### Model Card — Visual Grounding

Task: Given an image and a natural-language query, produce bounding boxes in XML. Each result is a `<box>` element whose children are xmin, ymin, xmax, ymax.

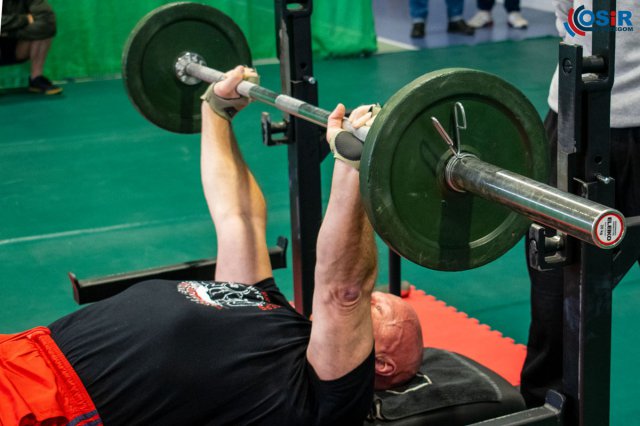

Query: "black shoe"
<box><xmin>29</xmin><ymin>75</ymin><xmax>63</xmax><ymax>95</ymax></box>
<box><xmin>447</xmin><ymin>19</ymin><xmax>475</xmax><ymax>36</ymax></box>
<box><xmin>410</xmin><ymin>22</ymin><xmax>425</xmax><ymax>38</ymax></box>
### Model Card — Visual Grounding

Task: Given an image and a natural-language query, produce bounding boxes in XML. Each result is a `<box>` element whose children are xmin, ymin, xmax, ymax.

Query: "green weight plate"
<box><xmin>122</xmin><ymin>2</ymin><xmax>252</xmax><ymax>133</ymax></box>
<box><xmin>361</xmin><ymin>68</ymin><xmax>548</xmax><ymax>271</ymax></box>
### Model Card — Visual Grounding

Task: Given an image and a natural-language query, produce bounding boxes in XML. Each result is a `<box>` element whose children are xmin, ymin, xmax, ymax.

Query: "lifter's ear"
<box><xmin>375</xmin><ymin>355</ymin><xmax>397</xmax><ymax>377</ymax></box>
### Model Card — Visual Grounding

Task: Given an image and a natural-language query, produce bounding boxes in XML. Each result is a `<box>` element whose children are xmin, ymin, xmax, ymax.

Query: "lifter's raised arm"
<box><xmin>200</xmin><ymin>66</ymin><xmax>272</xmax><ymax>284</ymax></box>
<box><xmin>306</xmin><ymin>104</ymin><xmax>378</xmax><ymax>380</ymax></box>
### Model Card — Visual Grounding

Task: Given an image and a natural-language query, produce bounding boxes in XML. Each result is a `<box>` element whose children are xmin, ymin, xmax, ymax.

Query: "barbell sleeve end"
<box><xmin>446</xmin><ymin>154</ymin><xmax>626</xmax><ymax>249</ymax></box>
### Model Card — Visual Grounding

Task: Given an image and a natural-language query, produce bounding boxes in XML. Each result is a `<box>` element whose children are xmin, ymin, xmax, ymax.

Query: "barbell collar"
<box><xmin>446</xmin><ymin>154</ymin><xmax>626</xmax><ymax>249</ymax></box>
<box><xmin>175</xmin><ymin>52</ymin><xmax>207</xmax><ymax>86</ymax></box>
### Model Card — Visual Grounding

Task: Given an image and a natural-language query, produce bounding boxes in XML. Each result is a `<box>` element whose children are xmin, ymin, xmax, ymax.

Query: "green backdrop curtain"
<box><xmin>0</xmin><ymin>0</ymin><xmax>377</xmax><ymax>88</ymax></box>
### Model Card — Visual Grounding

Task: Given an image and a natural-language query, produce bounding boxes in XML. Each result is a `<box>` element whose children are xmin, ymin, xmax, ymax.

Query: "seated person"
<box><xmin>0</xmin><ymin>66</ymin><xmax>423</xmax><ymax>425</ymax></box>
<box><xmin>0</xmin><ymin>0</ymin><xmax>62</xmax><ymax>94</ymax></box>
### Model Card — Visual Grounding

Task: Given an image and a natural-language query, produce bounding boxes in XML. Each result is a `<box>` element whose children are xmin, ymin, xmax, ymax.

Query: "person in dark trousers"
<box><xmin>409</xmin><ymin>0</ymin><xmax>475</xmax><ymax>38</ymax></box>
<box><xmin>0</xmin><ymin>66</ymin><xmax>424</xmax><ymax>425</ymax></box>
<box><xmin>520</xmin><ymin>0</ymin><xmax>639</xmax><ymax>408</ymax></box>
<box><xmin>467</xmin><ymin>0</ymin><xmax>528</xmax><ymax>29</ymax></box>
<box><xmin>1</xmin><ymin>0</ymin><xmax>62</xmax><ymax>94</ymax></box>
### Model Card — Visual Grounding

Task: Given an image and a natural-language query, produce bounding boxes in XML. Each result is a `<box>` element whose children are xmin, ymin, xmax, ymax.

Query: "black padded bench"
<box><xmin>365</xmin><ymin>348</ymin><xmax>526</xmax><ymax>426</ymax></box>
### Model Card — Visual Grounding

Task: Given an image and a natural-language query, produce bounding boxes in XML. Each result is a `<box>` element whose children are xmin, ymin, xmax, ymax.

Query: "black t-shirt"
<box><xmin>49</xmin><ymin>279</ymin><xmax>374</xmax><ymax>425</ymax></box>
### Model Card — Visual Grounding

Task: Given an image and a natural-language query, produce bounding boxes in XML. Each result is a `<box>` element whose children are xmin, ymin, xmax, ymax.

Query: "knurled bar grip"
<box><xmin>446</xmin><ymin>155</ymin><xmax>626</xmax><ymax>249</ymax></box>
<box><xmin>185</xmin><ymin>62</ymin><xmax>369</xmax><ymax>141</ymax></box>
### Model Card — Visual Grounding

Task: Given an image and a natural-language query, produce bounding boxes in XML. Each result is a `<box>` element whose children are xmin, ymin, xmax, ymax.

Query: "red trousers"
<box><xmin>0</xmin><ymin>326</ymin><xmax>102</xmax><ymax>426</ymax></box>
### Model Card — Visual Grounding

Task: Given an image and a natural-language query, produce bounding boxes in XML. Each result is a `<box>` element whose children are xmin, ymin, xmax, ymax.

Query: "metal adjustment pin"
<box><xmin>432</xmin><ymin>103</ymin><xmax>477</xmax><ymax>193</ymax></box>
<box><xmin>431</xmin><ymin>102</ymin><xmax>467</xmax><ymax>158</ymax></box>
<box><xmin>453</xmin><ymin>102</ymin><xmax>467</xmax><ymax>155</ymax></box>
<box><xmin>430</xmin><ymin>117</ymin><xmax>458</xmax><ymax>157</ymax></box>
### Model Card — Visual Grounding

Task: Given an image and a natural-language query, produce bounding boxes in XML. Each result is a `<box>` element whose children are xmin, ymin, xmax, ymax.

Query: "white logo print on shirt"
<box><xmin>177</xmin><ymin>281</ymin><xmax>280</xmax><ymax>311</ymax></box>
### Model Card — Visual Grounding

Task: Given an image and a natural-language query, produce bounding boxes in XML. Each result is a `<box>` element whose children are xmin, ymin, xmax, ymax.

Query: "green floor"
<box><xmin>1</xmin><ymin>37</ymin><xmax>639</xmax><ymax>423</ymax></box>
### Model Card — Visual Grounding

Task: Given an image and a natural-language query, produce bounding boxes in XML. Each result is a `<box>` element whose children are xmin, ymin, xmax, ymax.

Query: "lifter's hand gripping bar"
<box><xmin>178</xmin><ymin>57</ymin><xmax>369</xmax><ymax>142</ymax></box>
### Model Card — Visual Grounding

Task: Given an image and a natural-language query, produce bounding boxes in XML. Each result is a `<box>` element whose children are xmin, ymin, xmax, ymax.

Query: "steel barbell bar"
<box><xmin>177</xmin><ymin>56</ymin><xmax>369</xmax><ymax>141</ymax></box>
<box><xmin>174</xmin><ymin>54</ymin><xmax>625</xmax><ymax>251</ymax></box>
<box><xmin>122</xmin><ymin>3</ymin><xmax>625</xmax><ymax>270</ymax></box>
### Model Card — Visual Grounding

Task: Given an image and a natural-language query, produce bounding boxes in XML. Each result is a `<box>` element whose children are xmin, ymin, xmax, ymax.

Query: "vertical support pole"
<box><xmin>557</xmin><ymin>1</ymin><xmax>616</xmax><ymax>424</ymax></box>
<box><xmin>275</xmin><ymin>0</ymin><xmax>322</xmax><ymax>317</ymax></box>
<box><xmin>389</xmin><ymin>250</ymin><xmax>401</xmax><ymax>296</ymax></box>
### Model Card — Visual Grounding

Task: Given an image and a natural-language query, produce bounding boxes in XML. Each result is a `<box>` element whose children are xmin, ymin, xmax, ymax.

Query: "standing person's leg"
<box><xmin>409</xmin><ymin>0</ymin><xmax>429</xmax><ymax>21</ymax></box>
<box><xmin>409</xmin><ymin>0</ymin><xmax>429</xmax><ymax>38</ymax></box>
<box><xmin>521</xmin><ymin>116</ymin><xmax>640</xmax><ymax>407</ymax></box>
<box><xmin>504</xmin><ymin>0</ymin><xmax>520</xmax><ymax>12</ymax></box>
<box><xmin>14</xmin><ymin>40</ymin><xmax>32</xmax><ymax>64</ymax></box>
<box><xmin>610</xmin><ymin>126</ymin><xmax>640</xmax><ymax>269</ymax></box>
<box><xmin>468</xmin><ymin>0</ymin><xmax>495</xmax><ymax>28</ymax></box>
<box><xmin>200</xmin><ymin>67</ymin><xmax>272</xmax><ymax>284</ymax></box>
<box><xmin>26</xmin><ymin>38</ymin><xmax>62</xmax><ymax>94</ymax></box>
<box><xmin>446</xmin><ymin>0</ymin><xmax>475</xmax><ymax>35</ymax></box>
<box><xmin>505</xmin><ymin>0</ymin><xmax>528</xmax><ymax>29</ymax></box>
<box><xmin>14</xmin><ymin>38</ymin><xmax>62</xmax><ymax>95</ymax></box>
<box><xmin>478</xmin><ymin>0</ymin><xmax>495</xmax><ymax>11</ymax></box>
<box><xmin>610</xmin><ymin>126</ymin><xmax>640</xmax><ymax>218</ymax></box>
<box><xmin>28</xmin><ymin>38</ymin><xmax>53</xmax><ymax>78</ymax></box>
<box><xmin>15</xmin><ymin>4</ymin><xmax>62</xmax><ymax>95</ymax></box>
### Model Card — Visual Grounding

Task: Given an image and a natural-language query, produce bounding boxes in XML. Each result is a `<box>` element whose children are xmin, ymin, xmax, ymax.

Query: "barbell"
<box><xmin>122</xmin><ymin>2</ymin><xmax>626</xmax><ymax>271</ymax></box>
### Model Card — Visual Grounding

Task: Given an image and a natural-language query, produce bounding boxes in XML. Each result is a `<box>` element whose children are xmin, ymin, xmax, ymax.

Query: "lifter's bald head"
<box><xmin>370</xmin><ymin>292</ymin><xmax>423</xmax><ymax>390</ymax></box>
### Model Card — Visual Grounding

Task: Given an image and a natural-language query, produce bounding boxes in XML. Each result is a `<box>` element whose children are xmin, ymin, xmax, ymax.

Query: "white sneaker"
<box><xmin>508</xmin><ymin>11</ymin><xmax>528</xmax><ymax>29</ymax></box>
<box><xmin>468</xmin><ymin>11</ymin><xmax>493</xmax><ymax>28</ymax></box>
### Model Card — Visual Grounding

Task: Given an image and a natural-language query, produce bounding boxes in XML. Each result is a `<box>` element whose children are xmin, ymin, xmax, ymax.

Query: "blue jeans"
<box><xmin>477</xmin><ymin>0</ymin><xmax>521</xmax><ymax>13</ymax></box>
<box><xmin>409</xmin><ymin>0</ymin><xmax>464</xmax><ymax>20</ymax></box>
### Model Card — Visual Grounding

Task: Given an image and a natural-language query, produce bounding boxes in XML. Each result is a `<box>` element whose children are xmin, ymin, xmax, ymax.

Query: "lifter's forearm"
<box><xmin>315</xmin><ymin>161</ymin><xmax>377</xmax><ymax>295</ymax></box>
<box><xmin>200</xmin><ymin>103</ymin><xmax>265</xmax><ymax>221</ymax></box>
<box><xmin>306</xmin><ymin>111</ymin><xmax>377</xmax><ymax>381</ymax></box>
<box><xmin>200</xmin><ymin>102</ymin><xmax>271</xmax><ymax>283</ymax></box>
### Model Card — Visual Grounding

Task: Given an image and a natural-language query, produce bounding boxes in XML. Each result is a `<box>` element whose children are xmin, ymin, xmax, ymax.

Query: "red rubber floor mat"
<box><xmin>404</xmin><ymin>287</ymin><xmax>526</xmax><ymax>386</ymax></box>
